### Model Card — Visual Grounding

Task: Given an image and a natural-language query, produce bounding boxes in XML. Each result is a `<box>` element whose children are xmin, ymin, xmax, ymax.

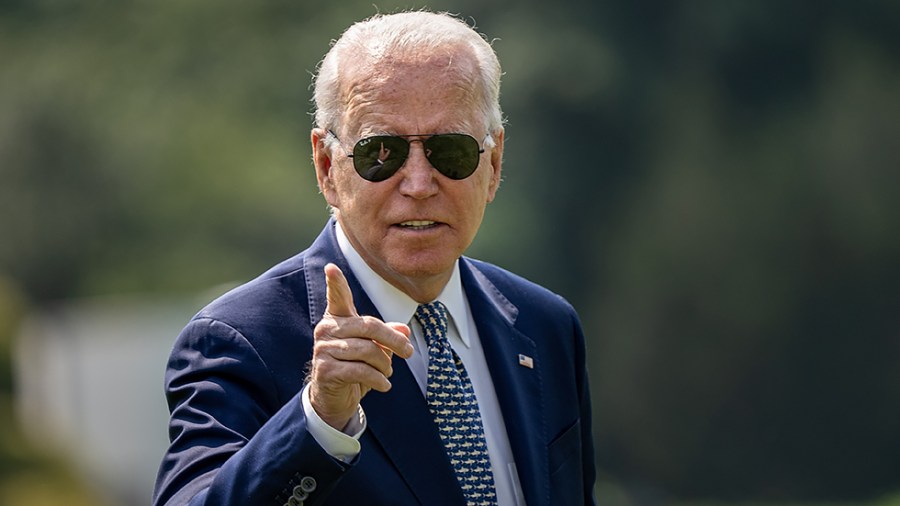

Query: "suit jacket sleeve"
<box><xmin>152</xmin><ymin>317</ymin><xmax>348</xmax><ymax>506</ymax></box>
<box><xmin>574</xmin><ymin>311</ymin><xmax>597</xmax><ymax>506</ymax></box>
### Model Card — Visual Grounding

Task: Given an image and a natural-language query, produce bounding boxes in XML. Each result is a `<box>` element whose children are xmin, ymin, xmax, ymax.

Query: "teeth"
<box><xmin>400</xmin><ymin>220</ymin><xmax>436</xmax><ymax>227</ymax></box>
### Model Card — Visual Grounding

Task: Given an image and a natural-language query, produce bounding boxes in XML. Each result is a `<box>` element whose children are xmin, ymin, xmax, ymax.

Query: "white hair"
<box><xmin>312</xmin><ymin>11</ymin><xmax>504</xmax><ymax>137</ymax></box>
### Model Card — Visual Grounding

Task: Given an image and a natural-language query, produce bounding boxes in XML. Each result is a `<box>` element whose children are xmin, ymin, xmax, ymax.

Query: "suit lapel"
<box><xmin>354</xmin><ymin>289</ymin><xmax>465</xmax><ymax>505</ymax></box>
<box><xmin>361</xmin><ymin>359</ymin><xmax>466</xmax><ymax>505</ymax></box>
<box><xmin>461</xmin><ymin>260</ymin><xmax>550</xmax><ymax>506</ymax></box>
<box><xmin>304</xmin><ymin>221</ymin><xmax>465</xmax><ymax>505</ymax></box>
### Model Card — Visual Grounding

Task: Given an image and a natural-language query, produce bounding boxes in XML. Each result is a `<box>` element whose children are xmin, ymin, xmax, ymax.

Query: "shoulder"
<box><xmin>173</xmin><ymin>251</ymin><xmax>315</xmax><ymax>374</ymax></box>
<box><xmin>169</xmin><ymin>251</ymin><xmax>317</xmax><ymax>402</ymax></box>
<box><xmin>194</xmin><ymin>252</ymin><xmax>312</xmax><ymax>332</ymax></box>
<box><xmin>462</xmin><ymin>257</ymin><xmax>580</xmax><ymax>328</ymax></box>
<box><xmin>464</xmin><ymin>258</ymin><xmax>575</xmax><ymax>310</ymax></box>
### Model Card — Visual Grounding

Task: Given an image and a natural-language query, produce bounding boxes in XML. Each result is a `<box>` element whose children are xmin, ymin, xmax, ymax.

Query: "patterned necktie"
<box><xmin>415</xmin><ymin>301</ymin><xmax>497</xmax><ymax>506</ymax></box>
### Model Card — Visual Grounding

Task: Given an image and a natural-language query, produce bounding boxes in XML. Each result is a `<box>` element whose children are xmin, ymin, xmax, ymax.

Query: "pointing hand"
<box><xmin>308</xmin><ymin>263</ymin><xmax>413</xmax><ymax>430</ymax></box>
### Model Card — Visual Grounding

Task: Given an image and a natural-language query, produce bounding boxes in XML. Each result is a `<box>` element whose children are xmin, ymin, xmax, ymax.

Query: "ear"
<box><xmin>311</xmin><ymin>128</ymin><xmax>340</xmax><ymax>208</ymax></box>
<box><xmin>486</xmin><ymin>128</ymin><xmax>504</xmax><ymax>202</ymax></box>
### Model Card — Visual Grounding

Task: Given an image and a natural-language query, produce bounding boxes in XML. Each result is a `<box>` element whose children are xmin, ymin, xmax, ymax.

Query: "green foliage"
<box><xmin>1</xmin><ymin>0</ymin><xmax>899</xmax><ymax>503</ymax></box>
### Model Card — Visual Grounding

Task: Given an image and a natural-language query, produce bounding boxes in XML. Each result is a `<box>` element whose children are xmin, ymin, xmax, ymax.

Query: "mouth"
<box><xmin>397</xmin><ymin>220</ymin><xmax>440</xmax><ymax>231</ymax></box>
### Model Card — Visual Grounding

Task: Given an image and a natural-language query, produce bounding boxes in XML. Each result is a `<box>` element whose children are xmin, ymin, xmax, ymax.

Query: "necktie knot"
<box><xmin>415</xmin><ymin>301</ymin><xmax>450</xmax><ymax>348</ymax></box>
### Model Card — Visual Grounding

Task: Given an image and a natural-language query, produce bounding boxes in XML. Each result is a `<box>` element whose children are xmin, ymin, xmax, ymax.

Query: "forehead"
<box><xmin>339</xmin><ymin>48</ymin><xmax>482</xmax><ymax>136</ymax></box>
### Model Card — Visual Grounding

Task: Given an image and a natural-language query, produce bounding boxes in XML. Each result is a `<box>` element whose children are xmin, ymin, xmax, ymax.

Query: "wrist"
<box><xmin>301</xmin><ymin>385</ymin><xmax>365</xmax><ymax>464</ymax></box>
<box><xmin>308</xmin><ymin>388</ymin><xmax>355</xmax><ymax>431</ymax></box>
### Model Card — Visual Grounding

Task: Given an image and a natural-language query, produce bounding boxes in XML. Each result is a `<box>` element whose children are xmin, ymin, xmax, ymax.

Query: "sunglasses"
<box><xmin>329</xmin><ymin>130</ymin><xmax>488</xmax><ymax>182</ymax></box>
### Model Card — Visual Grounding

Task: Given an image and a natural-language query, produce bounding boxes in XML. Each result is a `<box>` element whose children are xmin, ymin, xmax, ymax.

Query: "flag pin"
<box><xmin>518</xmin><ymin>354</ymin><xmax>534</xmax><ymax>369</ymax></box>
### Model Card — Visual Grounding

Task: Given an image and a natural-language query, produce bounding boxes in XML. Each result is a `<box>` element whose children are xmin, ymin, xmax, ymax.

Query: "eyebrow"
<box><xmin>355</xmin><ymin>121</ymin><xmax>477</xmax><ymax>138</ymax></box>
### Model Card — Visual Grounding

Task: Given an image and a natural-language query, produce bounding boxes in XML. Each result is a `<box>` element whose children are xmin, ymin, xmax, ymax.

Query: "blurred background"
<box><xmin>1</xmin><ymin>0</ymin><xmax>899</xmax><ymax>504</ymax></box>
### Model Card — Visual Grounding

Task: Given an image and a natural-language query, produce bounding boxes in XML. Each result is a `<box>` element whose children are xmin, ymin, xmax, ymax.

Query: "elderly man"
<box><xmin>153</xmin><ymin>10</ymin><xmax>595</xmax><ymax>506</ymax></box>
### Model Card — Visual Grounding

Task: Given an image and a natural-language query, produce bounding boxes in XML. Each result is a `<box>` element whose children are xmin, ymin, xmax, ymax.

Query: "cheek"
<box><xmin>323</xmin><ymin>183</ymin><xmax>341</xmax><ymax>208</ymax></box>
<box><xmin>468</xmin><ymin>170</ymin><xmax>496</xmax><ymax>205</ymax></box>
<box><xmin>486</xmin><ymin>171</ymin><xmax>500</xmax><ymax>202</ymax></box>
<box><xmin>324</xmin><ymin>166</ymin><xmax>357</xmax><ymax>210</ymax></box>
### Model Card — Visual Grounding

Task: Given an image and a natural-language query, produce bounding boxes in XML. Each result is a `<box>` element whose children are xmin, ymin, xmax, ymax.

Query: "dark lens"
<box><xmin>423</xmin><ymin>134</ymin><xmax>480</xmax><ymax>179</ymax></box>
<box><xmin>352</xmin><ymin>136</ymin><xmax>410</xmax><ymax>182</ymax></box>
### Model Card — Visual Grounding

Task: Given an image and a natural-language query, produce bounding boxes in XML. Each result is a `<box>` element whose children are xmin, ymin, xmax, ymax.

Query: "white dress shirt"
<box><xmin>300</xmin><ymin>222</ymin><xmax>525</xmax><ymax>505</ymax></box>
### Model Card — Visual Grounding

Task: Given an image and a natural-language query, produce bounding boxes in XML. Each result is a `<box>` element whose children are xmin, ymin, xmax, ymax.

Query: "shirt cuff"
<box><xmin>301</xmin><ymin>384</ymin><xmax>366</xmax><ymax>464</ymax></box>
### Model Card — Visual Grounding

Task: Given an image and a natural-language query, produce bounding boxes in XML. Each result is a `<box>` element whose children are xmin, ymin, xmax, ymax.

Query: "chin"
<box><xmin>388</xmin><ymin>254</ymin><xmax>457</xmax><ymax>280</ymax></box>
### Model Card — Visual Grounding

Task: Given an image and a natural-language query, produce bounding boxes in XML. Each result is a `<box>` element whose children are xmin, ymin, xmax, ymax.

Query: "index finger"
<box><xmin>324</xmin><ymin>263</ymin><xmax>357</xmax><ymax>318</ymax></box>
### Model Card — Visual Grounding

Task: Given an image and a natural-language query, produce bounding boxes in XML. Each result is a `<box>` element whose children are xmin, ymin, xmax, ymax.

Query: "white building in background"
<box><xmin>14</xmin><ymin>289</ymin><xmax>229</xmax><ymax>505</ymax></box>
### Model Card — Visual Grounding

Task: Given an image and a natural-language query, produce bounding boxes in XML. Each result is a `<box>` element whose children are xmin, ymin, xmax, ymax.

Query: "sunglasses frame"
<box><xmin>327</xmin><ymin>130</ymin><xmax>489</xmax><ymax>182</ymax></box>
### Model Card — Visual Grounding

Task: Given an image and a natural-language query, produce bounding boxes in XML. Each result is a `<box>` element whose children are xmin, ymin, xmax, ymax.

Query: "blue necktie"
<box><xmin>415</xmin><ymin>301</ymin><xmax>497</xmax><ymax>506</ymax></box>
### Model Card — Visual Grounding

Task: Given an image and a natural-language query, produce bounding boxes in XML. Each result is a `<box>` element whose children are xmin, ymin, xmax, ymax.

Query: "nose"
<box><xmin>397</xmin><ymin>140</ymin><xmax>438</xmax><ymax>199</ymax></box>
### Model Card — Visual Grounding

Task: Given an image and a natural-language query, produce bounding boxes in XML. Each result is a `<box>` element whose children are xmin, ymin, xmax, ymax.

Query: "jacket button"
<box><xmin>286</xmin><ymin>496</ymin><xmax>302</xmax><ymax>506</ymax></box>
<box><xmin>299</xmin><ymin>476</ymin><xmax>317</xmax><ymax>493</ymax></box>
<box><xmin>292</xmin><ymin>487</ymin><xmax>308</xmax><ymax>501</ymax></box>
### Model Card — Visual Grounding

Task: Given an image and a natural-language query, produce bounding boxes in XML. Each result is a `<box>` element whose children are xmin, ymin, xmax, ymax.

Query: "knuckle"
<box><xmin>313</xmin><ymin>339</ymin><xmax>350</xmax><ymax>362</ymax></box>
<box><xmin>313</xmin><ymin>320</ymin><xmax>336</xmax><ymax>340</ymax></box>
<box><xmin>359</xmin><ymin>315</ymin><xmax>383</xmax><ymax>333</ymax></box>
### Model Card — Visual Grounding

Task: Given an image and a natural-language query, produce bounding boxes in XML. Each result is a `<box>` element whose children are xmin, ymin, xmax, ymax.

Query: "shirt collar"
<box><xmin>335</xmin><ymin>221</ymin><xmax>471</xmax><ymax>347</ymax></box>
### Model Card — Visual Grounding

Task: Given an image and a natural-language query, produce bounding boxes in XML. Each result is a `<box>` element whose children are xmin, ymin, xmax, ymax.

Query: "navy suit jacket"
<box><xmin>153</xmin><ymin>220</ymin><xmax>596</xmax><ymax>505</ymax></box>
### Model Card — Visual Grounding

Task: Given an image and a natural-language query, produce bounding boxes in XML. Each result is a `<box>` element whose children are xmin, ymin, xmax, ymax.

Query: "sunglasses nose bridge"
<box><xmin>406</xmin><ymin>136</ymin><xmax>429</xmax><ymax>153</ymax></box>
<box><xmin>400</xmin><ymin>137</ymin><xmax>434</xmax><ymax>170</ymax></box>
<box><xmin>396</xmin><ymin>139</ymin><xmax>440</xmax><ymax>197</ymax></box>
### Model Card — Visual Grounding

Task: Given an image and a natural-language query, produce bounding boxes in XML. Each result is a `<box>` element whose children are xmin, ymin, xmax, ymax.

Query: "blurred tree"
<box><xmin>583</xmin><ymin>0</ymin><xmax>900</xmax><ymax>501</ymax></box>
<box><xmin>0</xmin><ymin>1</ymin><xmax>330</xmax><ymax>301</ymax></box>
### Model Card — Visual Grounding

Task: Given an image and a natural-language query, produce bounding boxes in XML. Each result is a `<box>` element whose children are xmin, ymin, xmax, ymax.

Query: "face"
<box><xmin>312</xmin><ymin>54</ymin><xmax>503</xmax><ymax>301</ymax></box>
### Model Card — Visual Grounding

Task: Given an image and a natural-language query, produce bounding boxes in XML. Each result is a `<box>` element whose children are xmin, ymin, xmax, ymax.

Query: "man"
<box><xmin>153</xmin><ymin>10</ymin><xmax>595</xmax><ymax>506</ymax></box>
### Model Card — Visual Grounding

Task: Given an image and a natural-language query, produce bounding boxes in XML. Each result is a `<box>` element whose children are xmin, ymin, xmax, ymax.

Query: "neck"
<box><xmin>380</xmin><ymin>269</ymin><xmax>452</xmax><ymax>304</ymax></box>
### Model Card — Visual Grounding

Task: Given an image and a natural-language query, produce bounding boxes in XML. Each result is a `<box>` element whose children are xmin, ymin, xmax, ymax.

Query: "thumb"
<box><xmin>324</xmin><ymin>263</ymin><xmax>357</xmax><ymax>317</ymax></box>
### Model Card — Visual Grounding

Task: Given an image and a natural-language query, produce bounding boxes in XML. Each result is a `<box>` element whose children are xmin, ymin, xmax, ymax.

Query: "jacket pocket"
<box><xmin>548</xmin><ymin>418</ymin><xmax>584</xmax><ymax>504</ymax></box>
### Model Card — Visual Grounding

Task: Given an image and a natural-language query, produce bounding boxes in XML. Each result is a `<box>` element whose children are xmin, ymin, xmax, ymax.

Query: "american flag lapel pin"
<box><xmin>518</xmin><ymin>354</ymin><xmax>534</xmax><ymax>369</ymax></box>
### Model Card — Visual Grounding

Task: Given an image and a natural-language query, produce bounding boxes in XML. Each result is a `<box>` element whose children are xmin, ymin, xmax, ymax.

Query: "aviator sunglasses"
<box><xmin>328</xmin><ymin>130</ymin><xmax>488</xmax><ymax>182</ymax></box>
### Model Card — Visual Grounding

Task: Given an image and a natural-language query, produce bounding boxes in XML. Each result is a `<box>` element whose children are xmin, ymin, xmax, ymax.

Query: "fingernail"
<box><xmin>405</xmin><ymin>343</ymin><xmax>414</xmax><ymax>356</ymax></box>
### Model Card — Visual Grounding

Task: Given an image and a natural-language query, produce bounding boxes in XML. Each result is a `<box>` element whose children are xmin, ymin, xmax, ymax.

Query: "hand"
<box><xmin>308</xmin><ymin>263</ymin><xmax>414</xmax><ymax>430</ymax></box>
